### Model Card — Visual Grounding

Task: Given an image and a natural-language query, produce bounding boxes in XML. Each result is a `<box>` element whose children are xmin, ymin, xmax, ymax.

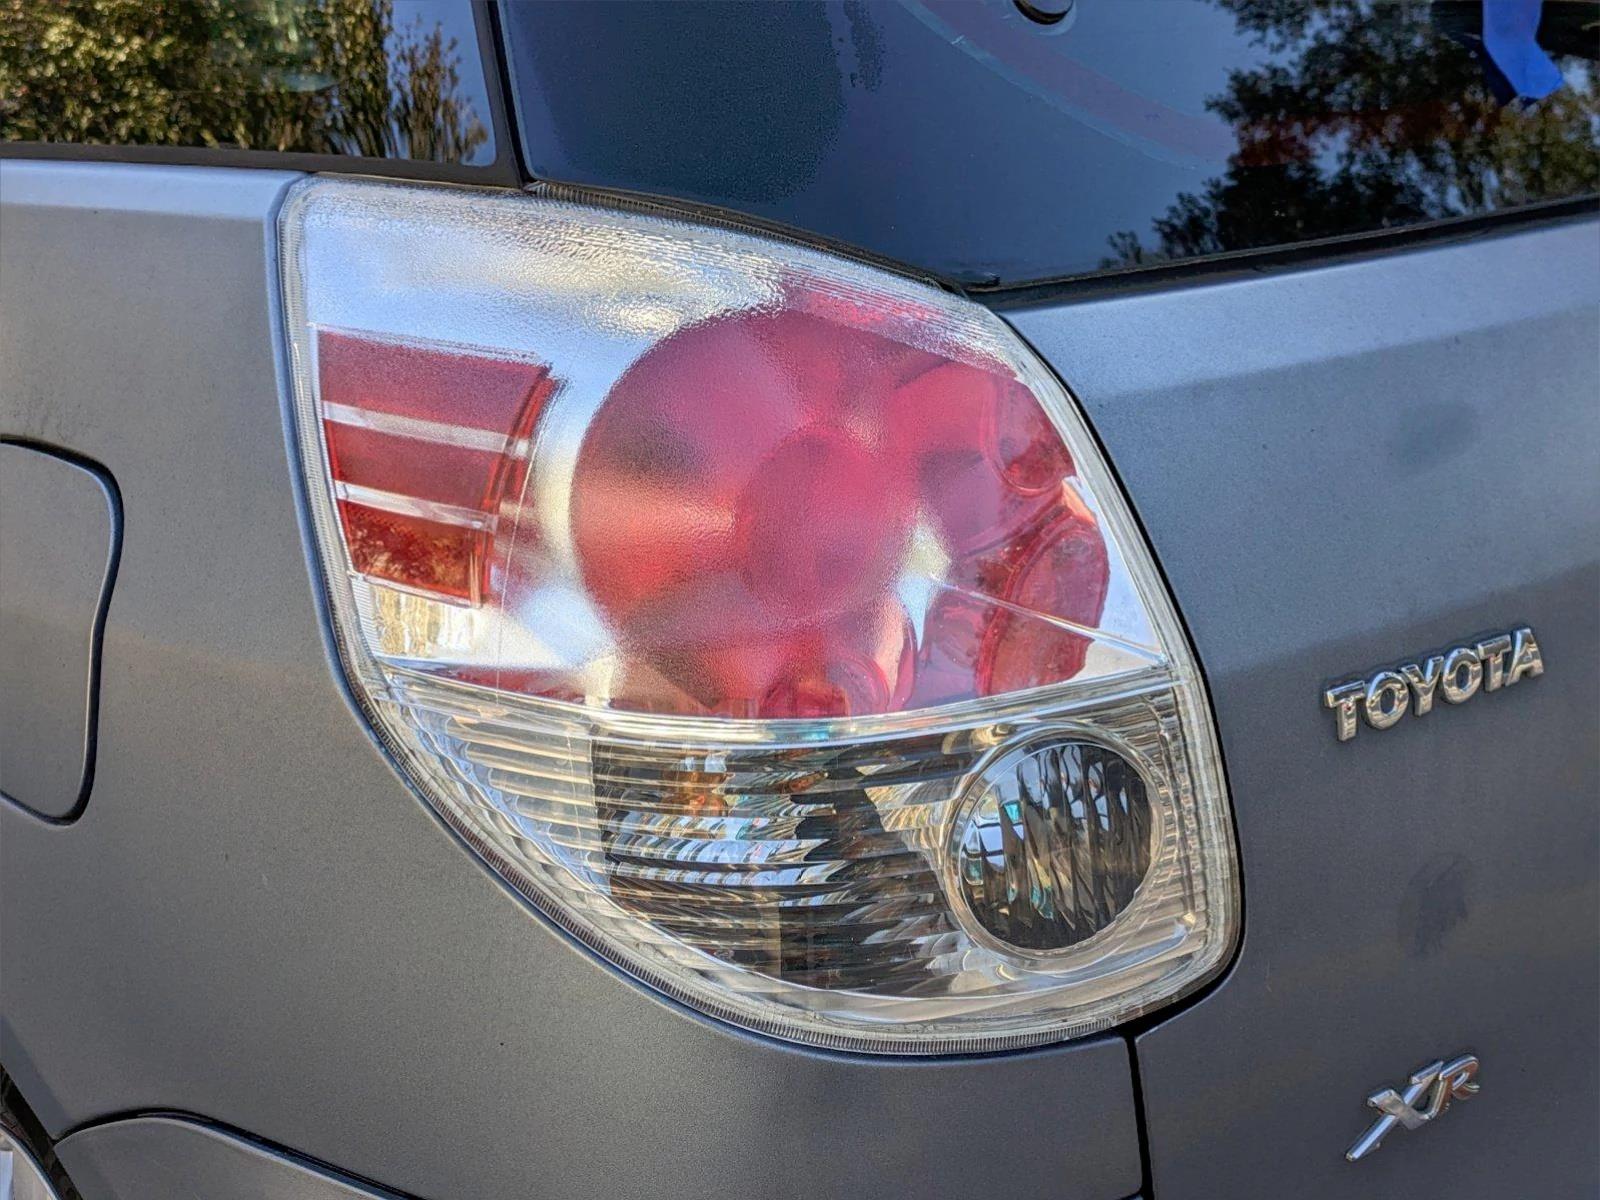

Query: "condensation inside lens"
<box><xmin>954</xmin><ymin>735</ymin><xmax>1155</xmax><ymax>954</ymax></box>
<box><xmin>280</xmin><ymin>177</ymin><xmax>1239</xmax><ymax>1053</ymax></box>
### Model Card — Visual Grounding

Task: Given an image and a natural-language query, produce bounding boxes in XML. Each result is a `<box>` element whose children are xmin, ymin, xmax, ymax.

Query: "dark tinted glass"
<box><xmin>1096</xmin><ymin>0</ymin><xmax>1600</xmax><ymax>268</ymax></box>
<box><xmin>0</xmin><ymin>0</ymin><xmax>495</xmax><ymax>166</ymax></box>
<box><xmin>501</xmin><ymin>1</ymin><xmax>1600</xmax><ymax>285</ymax></box>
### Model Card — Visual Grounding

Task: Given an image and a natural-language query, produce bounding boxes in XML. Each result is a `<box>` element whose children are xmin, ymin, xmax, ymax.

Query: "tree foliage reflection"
<box><xmin>1107</xmin><ymin>0</ymin><xmax>1599</xmax><ymax>266</ymax></box>
<box><xmin>0</xmin><ymin>0</ymin><xmax>488</xmax><ymax>163</ymax></box>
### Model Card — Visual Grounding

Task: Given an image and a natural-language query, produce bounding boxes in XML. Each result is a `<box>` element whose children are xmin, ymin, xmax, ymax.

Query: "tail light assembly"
<box><xmin>279</xmin><ymin>178</ymin><xmax>1238</xmax><ymax>1053</ymax></box>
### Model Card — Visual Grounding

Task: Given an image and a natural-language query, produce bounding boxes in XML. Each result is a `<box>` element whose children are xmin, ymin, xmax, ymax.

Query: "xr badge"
<box><xmin>1346</xmin><ymin>1054</ymin><xmax>1480</xmax><ymax>1161</ymax></box>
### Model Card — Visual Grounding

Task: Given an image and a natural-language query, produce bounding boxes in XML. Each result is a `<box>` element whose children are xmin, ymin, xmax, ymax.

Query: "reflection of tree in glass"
<box><xmin>0</xmin><ymin>0</ymin><xmax>488</xmax><ymax>163</ymax></box>
<box><xmin>1106</xmin><ymin>1</ymin><xmax>1600</xmax><ymax>266</ymax></box>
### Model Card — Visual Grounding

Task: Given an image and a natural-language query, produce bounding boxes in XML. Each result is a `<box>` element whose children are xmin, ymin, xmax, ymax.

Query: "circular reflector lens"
<box><xmin>952</xmin><ymin>733</ymin><xmax>1155</xmax><ymax>954</ymax></box>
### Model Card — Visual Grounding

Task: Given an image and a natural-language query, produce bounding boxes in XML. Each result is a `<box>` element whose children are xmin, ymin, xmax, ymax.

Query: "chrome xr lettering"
<box><xmin>1323</xmin><ymin>626</ymin><xmax>1543</xmax><ymax>742</ymax></box>
<box><xmin>1346</xmin><ymin>1055</ymin><xmax>1480</xmax><ymax>1161</ymax></box>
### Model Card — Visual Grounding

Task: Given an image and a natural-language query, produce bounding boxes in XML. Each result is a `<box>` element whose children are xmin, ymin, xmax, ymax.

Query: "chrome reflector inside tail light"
<box><xmin>279</xmin><ymin>177</ymin><xmax>1238</xmax><ymax>1053</ymax></box>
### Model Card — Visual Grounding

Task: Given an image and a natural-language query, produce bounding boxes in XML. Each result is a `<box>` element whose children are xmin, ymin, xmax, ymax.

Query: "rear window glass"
<box><xmin>500</xmin><ymin>1</ymin><xmax>1600</xmax><ymax>285</ymax></box>
<box><xmin>0</xmin><ymin>0</ymin><xmax>495</xmax><ymax>167</ymax></box>
<box><xmin>1084</xmin><ymin>0</ymin><xmax>1600</xmax><ymax>268</ymax></box>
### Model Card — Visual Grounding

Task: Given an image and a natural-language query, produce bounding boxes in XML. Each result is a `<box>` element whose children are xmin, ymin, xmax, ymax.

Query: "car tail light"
<box><xmin>279</xmin><ymin>177</ymin><xmax>1238</xmax><ymax>1053</ymax></box>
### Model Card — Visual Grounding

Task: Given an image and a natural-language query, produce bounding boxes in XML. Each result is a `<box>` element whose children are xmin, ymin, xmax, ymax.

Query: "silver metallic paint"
<box><xmin>1012</xmin><ymin>215</ymin><xmax>1599</xmax><ymax>1198</ymax></box>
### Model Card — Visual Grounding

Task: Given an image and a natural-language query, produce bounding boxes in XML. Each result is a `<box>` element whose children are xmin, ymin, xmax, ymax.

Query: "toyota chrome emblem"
<box><xmin>1323</xmin><ymin>627</ymin><xmax>1543</xmax><ymax>742</ymax></box>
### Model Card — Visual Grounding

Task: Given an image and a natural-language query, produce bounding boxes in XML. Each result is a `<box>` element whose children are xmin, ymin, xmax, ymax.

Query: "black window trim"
<box><xmin>977</xmin><ymin>193</ymin><xmax>1600</xmax><ymax>307</ymax></box>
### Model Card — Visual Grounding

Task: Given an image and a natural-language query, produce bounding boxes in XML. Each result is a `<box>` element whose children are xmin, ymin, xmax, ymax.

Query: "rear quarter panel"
<box><xmin>1010</xmin><ymin>217</ymin><xmax>1600</xmax><ymax>1195</ymax></box>
<box><xmin>0</xmin><ymin>159</ymin><xmax>1143</xmax><ymax>1200</ymax></box>
<box><xmin>1</xmin><ymin>155</ymin><xmax>1595</xmax><ymax>1199</ymax></box>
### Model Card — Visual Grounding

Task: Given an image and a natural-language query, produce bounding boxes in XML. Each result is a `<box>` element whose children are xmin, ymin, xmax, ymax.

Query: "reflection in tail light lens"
<box><xmin>281</xmin><ymin>178</ymin><xmax>1237</xmax><ymax>1053</ymax></box>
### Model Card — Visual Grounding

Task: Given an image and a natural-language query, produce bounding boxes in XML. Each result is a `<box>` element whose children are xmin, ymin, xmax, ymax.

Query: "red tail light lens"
<box><xmin>313</xmin><ymin>306</ymin><xmax>1113</xmax><ymax>717</ymax></box>
<box><xmin>281</xmin><ymin>178</ymin><xmax>1238</xmax><ymax>1053</ymax></box>
<box><xmin>319</xmin><ymin>332</ymin><xmax>552</xmax><ymax>604</ymax></box>
<box><xmin>565</xmin><ymin>306</ymin><xmax>1107</xmax><ymax>718</ymax></box>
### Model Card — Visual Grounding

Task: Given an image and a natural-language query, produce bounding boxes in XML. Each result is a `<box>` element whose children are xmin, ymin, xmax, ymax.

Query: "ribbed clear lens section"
<box><xmin>953</xmin><ymin>734</ymin><xmax>1157</xmax><ymax>954</ymax></box>
<box><xmin>280</xmin><ymin>177</ymin><xmax>1238</xmax><ymax>1052</ymax></box>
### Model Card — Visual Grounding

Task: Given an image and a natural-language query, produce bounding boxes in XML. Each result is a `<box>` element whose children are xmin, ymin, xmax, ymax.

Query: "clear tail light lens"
<box><xmin>279</xmin><ymin>177</ymin><xmax>1238</xmax><ymax>1053</ymax></box>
